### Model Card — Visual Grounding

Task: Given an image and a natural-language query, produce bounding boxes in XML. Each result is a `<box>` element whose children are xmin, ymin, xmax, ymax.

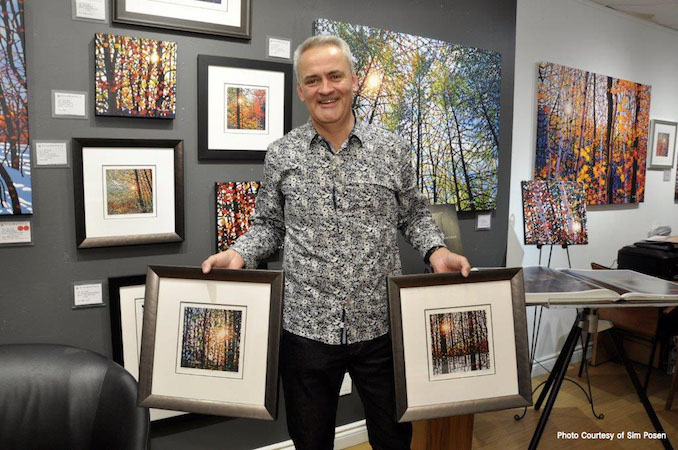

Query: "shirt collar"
<box><xmin>304</xmin><ymin>116</ymin><xmax>365</xmax><ymax>148</ymax></box>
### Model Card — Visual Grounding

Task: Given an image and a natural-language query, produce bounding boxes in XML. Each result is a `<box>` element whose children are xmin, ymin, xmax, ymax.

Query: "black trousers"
<box><xmin>279</xmin><ymin>330</ymin><xmax>412</xmax><ymax>450</ymax></box>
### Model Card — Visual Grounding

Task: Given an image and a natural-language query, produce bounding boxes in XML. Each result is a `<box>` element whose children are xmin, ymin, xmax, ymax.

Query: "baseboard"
<box><xmin>255</xmin><ymin>419</ymin><xmax>368</xmax><ymax>450</ymax></box>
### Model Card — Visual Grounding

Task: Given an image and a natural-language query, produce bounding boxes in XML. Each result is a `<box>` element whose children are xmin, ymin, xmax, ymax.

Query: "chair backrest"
<box><xmin>0</xmin><ymin>344</ymin><xmax>149</xmax><ymax>450</ymax></box>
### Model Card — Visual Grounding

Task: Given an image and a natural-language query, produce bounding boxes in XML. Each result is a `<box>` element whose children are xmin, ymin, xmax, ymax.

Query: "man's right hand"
<box><xmin>201</xmin><ymin>249</ymin><xmax>245</xmax><ymax>273</ymax></box>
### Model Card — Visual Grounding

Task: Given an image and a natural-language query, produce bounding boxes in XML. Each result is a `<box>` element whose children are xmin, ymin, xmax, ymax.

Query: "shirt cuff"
<box><xmin>424</xmin><ymin>245</ymin><xmax>446</xmax><ymax>265</ymax></box>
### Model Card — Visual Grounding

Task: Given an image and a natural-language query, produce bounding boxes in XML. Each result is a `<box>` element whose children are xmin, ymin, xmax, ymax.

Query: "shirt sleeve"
<box><xmin>395</xmin><ymin>138</ymin><xmax>446</xmax><ymax>259</ymax></box>
<box><xmin>229</xmin><ymin>142</ymin><xmax>286</xmax><ymax>269</ymax></box>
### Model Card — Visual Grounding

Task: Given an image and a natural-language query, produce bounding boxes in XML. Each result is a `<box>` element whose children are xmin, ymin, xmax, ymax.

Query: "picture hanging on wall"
<box><xmin>313</xmin><ymin>19</ymin><xmax>502</xmax><ymax>212</ymax></box>
<box><xmin>112</xmin><ymin>0</ymin><xmax>251</xmax><ymax>39</ymax></box>
<box><xmin>535</xmin><ymin>61</ymin><xmax>651</xmax><ymax>205</ymax></box>
<box><xmin>647</xmin><ymin>119</ymin><xmax>677</xmax><ymax>169</ymax></box>
<box><xmin>72</xmin><ymin>138</ymin><xmax>184</xmax><ymax>248</ymax></box>
<box><xmin>108</xmin><ymin>274</ymin><xmax>186</xmax><ymax>421</ymax></box>
<box><xmin>388</xmin><ymin>269</ymin><xmax>531</xmax><ymax>422</ymax></box>
<box><xmin>0</xmin><ymin>0</ymin><xmax>30</xmax><ymax>215</ymax></box>
<box><xmin>138</xmin><ymin>265</ymin><xmax>283</xmax><ymax>419</ymax></box>
<box><xmin>521</xmin><ymin>179</ymin><xmax>588</xmax><ymax>246</ymax></box>
<box><xmin>95</xmin><ymin>33</ymin><xmax>177</xmax><ymax>118</ymax></box>
<box><xmin>675</xmin><ymin>170</ymin><xmax>678</xmax><ymax>202</ymax></box>
<box><xmin>216</xmin><ymin>181</ymin><xmax>259</xmax><ymax>252</ymax></box>
<box><xmin>198</xmin><ymin>56</ymin><xmax>292</xmax><ymax>160</ymax></box>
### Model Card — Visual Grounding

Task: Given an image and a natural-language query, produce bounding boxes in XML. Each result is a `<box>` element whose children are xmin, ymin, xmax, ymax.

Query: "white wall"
<box><xmin>510</xmin><ymin>0</ymin><xmax>678</xmax><ymax>364</ymax></box>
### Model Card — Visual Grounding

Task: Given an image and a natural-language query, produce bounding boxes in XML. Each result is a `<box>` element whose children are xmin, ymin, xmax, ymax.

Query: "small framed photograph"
<box><xmin>113</xmin><ymin>0</ymin><xmax>251</xmax><ymax>39</ymax></box>
<box><xmin>648</xmin><ymin>119</ymin><xmax>677</xmax><ymax>169</ymax></box>
<box><xmin>388</xmin><ymin>268</ymin><xmax>531</xmax><ymax>422</ymax></box>
<box><xmin>198</xmin><ymin>55</ymin><xmax>293</xmax><ymax>160</ymax></box>
<box><xmin>72</xmin><ymin>138</ymin><xmax>184</xmax><ymax>248</ymax></box>
<box><xmin>138</xmin><ymin>265</ymin><xmax>283</xmax><ymax>419</ymax></box>
<box><xmin>109</xmin><ymin>274</ymin><xmax>186</xmax><ymax>421</ymax></box>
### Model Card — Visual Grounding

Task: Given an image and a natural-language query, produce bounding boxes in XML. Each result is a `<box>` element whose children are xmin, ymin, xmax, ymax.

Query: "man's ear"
<box><xmin>352</xmin><ymin>74</ymin><xmax>358</xmax><ymax>92</ymax></box>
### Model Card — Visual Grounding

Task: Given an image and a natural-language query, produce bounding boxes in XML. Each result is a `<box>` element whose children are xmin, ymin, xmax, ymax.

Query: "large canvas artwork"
<box><xmin>95</xmin><ymin>33</ymin><xmax>177</xmax><ymax>119</ymax></box>
<box><xmin>0</xmin><ymin>0</ymin><xmax>30</xmax><ymax>215</ymax></box>
<box><xmin>216</xmin><ymin>181</ymin><xmax>259</xmax><ymax>252</ymax></box>
<box><xmin>313</xmin><ymin>19</ymin><xmax>501</xmax><ymax>212</ymax></box>
<box><xmin>521</xmin><ymin>179</ymin><xmax>588</xmax><ymax>245</ymax></box>
<box><xmin>535</xmin><ymin>62</ymin><xmax>651</xmax><ymax>205</ymax></box>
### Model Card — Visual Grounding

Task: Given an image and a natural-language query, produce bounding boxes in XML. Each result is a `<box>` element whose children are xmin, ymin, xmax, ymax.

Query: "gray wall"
<box><xmin>0</xmin><ymin>0</ymin><xmax>516</xmax><ymax>447</ymax></box>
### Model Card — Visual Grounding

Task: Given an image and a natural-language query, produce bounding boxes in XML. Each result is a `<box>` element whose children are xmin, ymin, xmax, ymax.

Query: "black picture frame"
<box><xmin>388</xmin><ymin>268</ymin><xmax>532</xmax><ymax>422</ymax></box>
<box><xmin>72</xmin><ymin>138</ymin><xmax>184</xmax><ymax>248</ymax></box>
<box><xmin>198</xmin><ymin>55</ymin><xmax>293</xmax><ymax>161</ymax></box>
<box><xmin>138</xmin><ymin>265</ymin><xmax>284</xmax><ymax>420</ymax></box>
<box><xmin>112</xmin><ymin>0</ymin><xmax>251</xmax><ymax>40</ymax></box>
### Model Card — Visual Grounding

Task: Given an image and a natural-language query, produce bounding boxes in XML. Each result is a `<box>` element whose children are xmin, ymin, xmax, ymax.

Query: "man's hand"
<box><xmin>429</xmin><ymin>247</ymin><xmax>471</xmax><ymax>277</ymax></box>
<box><xmin>201</xmin><ymin>249</ymin><xmax>245</xmax><ymax>273</ymax></box>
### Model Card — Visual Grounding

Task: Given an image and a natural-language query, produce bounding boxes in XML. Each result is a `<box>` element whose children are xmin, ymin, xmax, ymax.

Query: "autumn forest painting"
<box><xmin>226</xmin><ymin>85</ymin><xmax>267</xmax><ymax>132</ymax></box>
<box><xmin>105</xmin><ymin>167</ymin><xmax>154</xmax><ymax>216</ymax></box>
<box><xmin>95</xmin><ymin>33</ymin><xmax>177</xmax><ymax>118</ymax></box>
<box><xmin>314</xmin><ymin>19</ymin><xmax>501</xmax><ymax>211</ymax></box>
<box><xmin>216</xmin><ymin>181</ymin><xmax>259</xmax><ymax>252</ymax></box>
<box><xmin>0</xmin><ymin>0</ymin><xmax>30</xmax><ymax>215</ymax></box>
<box><xmin>535</xmin><ymin>62</ymin><xmax>651</xmax><ymax>205</ymax></box>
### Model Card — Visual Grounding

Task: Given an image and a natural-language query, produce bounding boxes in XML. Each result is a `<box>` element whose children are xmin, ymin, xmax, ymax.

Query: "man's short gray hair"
<box><xmin>293</xmin><ymin>35</ymin><xmax>355</xmax><ymax>82</ymax></box>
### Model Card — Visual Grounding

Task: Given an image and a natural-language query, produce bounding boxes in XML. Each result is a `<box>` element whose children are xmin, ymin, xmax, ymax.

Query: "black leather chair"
<box><xmin>0</xmin><ymin>344</ymin><xmax>149</xmax><ymax>450</ymax></box>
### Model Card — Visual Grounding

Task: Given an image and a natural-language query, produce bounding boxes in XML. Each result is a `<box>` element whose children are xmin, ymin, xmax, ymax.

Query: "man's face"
<box><xmin>296</xmin><ymin>44</ymin><xmax>358</xmax><ymax>128</ymax></box>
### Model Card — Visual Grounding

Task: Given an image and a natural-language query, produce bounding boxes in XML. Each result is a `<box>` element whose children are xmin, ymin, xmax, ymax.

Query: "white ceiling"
<box><xmin>589</xmin><ymin>0</ymin><xmax>678</xmax><ymax>32</ymax></box>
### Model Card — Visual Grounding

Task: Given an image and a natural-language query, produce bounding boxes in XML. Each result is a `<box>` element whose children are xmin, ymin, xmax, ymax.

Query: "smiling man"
<box><xmin>202</xmin><ymin>35</ymin><xmax>470</xmax><ymax>450</ymax></box>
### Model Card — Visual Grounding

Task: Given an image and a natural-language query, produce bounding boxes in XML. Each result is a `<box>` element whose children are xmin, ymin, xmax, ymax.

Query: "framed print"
<box><xmin>72</xmin><ymin>138</ymin><xmax>184</xmax><ymax>248</ymax></box>
<box><xmin>216</xmin><ymin>181</ymin><xmax>259</xmax><ymax>252</ymax></box>
<box><xmin>95</xmin><ymin>33</ymin><xmax>177</xmax><ymax>119</ymax></box>
<box><xmin>109</xmin><ymin>275</ymin><xmax>186</xmax><ymax>421</ymax></box>
<box><xmin>138</xmin><ymin>265</ymin><xmax>283</xmax><ymax>419</ymax></box>
<box><xmin>198</xmin><ymin>55</ymin><xmax>293</xmax><ymax>161</ymax></box>
<box><xmin>648</xmin><ymin>120</ymin><xmax>677</xmax><ymax>169</ymax></box>
<box><xmin>388</xmin><ymin>268</ymin><xmax>531</xmax><ymax>422</ymax></box>
<box><xmin>113</xmin><ymin>0</ymin><xmax>251</xmax><ymax>39</ymax></box>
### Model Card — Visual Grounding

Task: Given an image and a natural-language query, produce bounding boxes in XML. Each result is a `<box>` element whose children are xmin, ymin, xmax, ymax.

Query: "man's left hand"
<box><xmin>429</xmin><ymin>247</ymin><xmax>471</xmax><ymax>276</ymax></box>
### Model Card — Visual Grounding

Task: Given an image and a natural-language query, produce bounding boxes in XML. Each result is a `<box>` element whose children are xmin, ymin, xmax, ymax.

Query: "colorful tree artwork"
<box><xmin>216</xmin><ymin>181</ymin><xmax>259</xmax><ymax>252</ymax></box>
<box><xmin>0</xmin><ymin>0</ymin><xmax>30</xmax><ymax>215</ymax></box>
<box><xmin>105</xmin><ymin>168</ymin><xmax>154</xmax><ymax>216</ymax></box>
<box><xmin>535</xmin><ymin>62</ymin><xmax>651</xmax><ymax>205</ymax></box>
<box><xmin>179</xmin><ymin>305</ymin><xmax>244</xmax><ymax>374</ymax></box>
<box><xmin>427</xmin><ymin>307</ymin><xmax>493</xmax><ymax>379</ymax></box>
<box><xmin>521</xmin><ymin>179</ymin><xmax>588</xmax><ymax>245</ymax></box>
<box><xmin>314</xmin><ymin>19</ymin><xmax>501</xmax><ymax>212</ymax></box>
<box><xmin>226</xmin><ymin>85</ymin><xmax>267</xmax><ymax>132</ymax></box>
<box><xmin>675</xmin><ymin>170</ymin><xmax>678</xmax><ymax>202</ymax></box>
<box><xmin>95</xmin><ymin>33</ymin><xmax>177</xmax><ymax>118</ymax></box>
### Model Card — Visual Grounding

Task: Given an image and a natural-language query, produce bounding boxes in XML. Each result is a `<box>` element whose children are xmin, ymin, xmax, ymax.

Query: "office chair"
<box><xmin>0</xmin><ymin>344</ymin><xmax>149</xmax><ymax>450</ymax></box>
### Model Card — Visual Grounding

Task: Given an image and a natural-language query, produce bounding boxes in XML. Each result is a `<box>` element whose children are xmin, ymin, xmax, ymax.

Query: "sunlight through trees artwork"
<box><xmin>426</xmin><ymin>306</ymin><xmax>495</xmax><ymax>381</ymax></box>
<box><xmin>535</xmin><ymin>62</ymin><xmax>651</xmax><ymax>205</ymax></box>
<box><xmin>0</xmin><ymin>0</ymin><xmax>30</xmax><ymax>215</ymax></box>
<box><xmin>521</xmin><ymin>179</ymin><xmax>588</xmax><ymax>246</ymax></box>
<box><xmin>104</xmin><ymin>167</ymin><xmax>155</xmax><ymax>217</ymax></box>
<box><xmin>95</xmin><ymin>33</ymin><xmax>177</xmax><ymax>118</ymax></box>
<box><xmin>313</xmin><ymin>19</ymin><xmax>501</xmax><ymax>212</ymax></box>
<box><xmin>216</xmin><ymin>181</ymin><xmax>259</xmax><ymax>252</ymax></box>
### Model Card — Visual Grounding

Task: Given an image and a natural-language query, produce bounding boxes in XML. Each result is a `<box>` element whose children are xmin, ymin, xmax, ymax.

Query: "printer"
<box><xmin>618</xmin><ymin>240</ymin><xmax>678</xmax><ymax>281</ymax></box>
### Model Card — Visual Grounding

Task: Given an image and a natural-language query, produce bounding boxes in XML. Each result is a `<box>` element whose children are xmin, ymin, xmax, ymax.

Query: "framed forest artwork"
<box><xmin>521</xmin><ymin>179</ymin><xmax>588</xmax><ymax>246</ymax></box>
<box><xmin>138</xmin><ymin>265</ymin><xmax>283</xmax><ymax>419</ymax></box>
<box><xmin>535</xmin><ymin>61</ymin><xmax>651</xmax><ymax>205</ymax></box>
<box><xmin>216</xmin><ymin>181</ymin><xmax>259</xmax><ymax>252</ymax></box>
<box><xmin>108</xmin><ymin>274</ymin><xmax>185</xmax><ymax>421</ymax></box>
<box><xmin>113</xmin><ymin>0</ymin><xmax>251</xmax><ymax>39</ymax></box>
<box><xmin>72</xmin><ymin>138</ymin><xmax>184</xmax><ymax>248</ymax></box>
<box><xmin>387</xmin><ymin>269</ymin><xmax>531</xmax><ymax>421</ymax></box>
<box><xmin>95</xmin><ymin>33</ymin><xmax>177</xmax><ymax>119</ymax></box>
<box><xmin>0</xmin><ymin>0</ymin><xmax>30</xmax><ymax>215</ymax></box>
<box><xmin>313</xmin><ymin>19</ymin><xmax>502</xmax><ymax>212</ymax></box>
<box><xmin>647</xmin><ymin>119</ymin><xmax>677</xmax><ymax>169</ymax></box>
<box><xmin>198</xmin><ymin>56</ymin><xmax>293</xmax><ymax>160</ymax></box>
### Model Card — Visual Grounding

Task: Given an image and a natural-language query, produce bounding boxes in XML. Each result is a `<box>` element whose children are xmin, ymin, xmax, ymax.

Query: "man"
<box><xmin>202</xmin><ymin>35</ymin><xmax>470</xmax><ymax>450</ymax></box>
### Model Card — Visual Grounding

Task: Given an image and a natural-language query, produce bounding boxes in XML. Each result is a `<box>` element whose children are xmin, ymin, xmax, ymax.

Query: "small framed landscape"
<box><xmin>72</xmin><ymin>138</ymin><xmax>184</xmax><ymax>248</ymax></box>
<box><xmin>388</xmin><ymin>268</ymin><xmax>531</xmax><ymax>422</ymax></box>
<box><xmin>138</xmin><ymin>265</ymin><xmax>283</xmax><ymax>419</ymax></box>
<box><xmin>113</xmin><ymin>0</ymin><xmax>251</xmax><ymax>39</ymax></box>
<box><xmin>198</xmin><ymin>55</ymin><xmax>292</xmax><ymax>160</ymax></box>
<box><xmin>648</xmin><ymin>119</ymin><xmax>677</xmax><ymax>169</ymax></box>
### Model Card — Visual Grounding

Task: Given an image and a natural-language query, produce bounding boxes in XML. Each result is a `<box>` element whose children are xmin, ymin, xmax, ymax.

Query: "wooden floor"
<box><xmin>348</xmin><ymin>361</ymin><xmax>678</xmax><ymax>449</ymax></box>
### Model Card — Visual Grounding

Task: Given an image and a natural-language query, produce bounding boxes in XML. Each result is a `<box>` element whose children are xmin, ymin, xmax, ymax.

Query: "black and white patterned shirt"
<box><xmin>230</xmin><ymin>120</ymin><xmax>445</xmax><ymax>344</ymax></box>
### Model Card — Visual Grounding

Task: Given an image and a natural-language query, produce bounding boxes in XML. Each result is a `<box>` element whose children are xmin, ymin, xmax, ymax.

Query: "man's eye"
<box><xmin>306</xmin><ymin>79</ymin><xmax>318</xmax><ymax>85</ymax></box>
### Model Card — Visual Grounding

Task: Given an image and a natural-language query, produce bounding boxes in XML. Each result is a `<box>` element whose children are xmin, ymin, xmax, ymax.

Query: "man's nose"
<box><xmin>318</xmin><ymin>78</ymin><xmax>332</xmax><ymax>94</ymax></box>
